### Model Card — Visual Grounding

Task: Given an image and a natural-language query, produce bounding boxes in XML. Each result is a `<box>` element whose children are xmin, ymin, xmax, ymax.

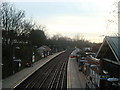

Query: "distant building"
<box><xmin>37</xmin><ymin>45</ymin><xmax>51</xmax><ymax>57</ymax></box>
<box><xmin>84</xmin><ymin>47</ymin><xmax>92</xmax><ymax>52</ymax></box>
<box><xmin>83</xmin><ymin>47</ymin><xmax>96</xmax><ymax>58</ymax></box>
<box><xmin>96</xmin><ymin>36</ymin><xmax>120</xmax><ymax>89</ymax></box>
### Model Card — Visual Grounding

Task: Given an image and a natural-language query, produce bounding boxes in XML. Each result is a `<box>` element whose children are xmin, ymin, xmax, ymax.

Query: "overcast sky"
<box><xmin>2</xmin><ymin>0</ymin><xmax>119</xmax><ymax>43</ymax></box>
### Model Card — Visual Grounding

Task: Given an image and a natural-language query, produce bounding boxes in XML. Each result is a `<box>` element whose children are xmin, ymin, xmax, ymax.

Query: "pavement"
<box><xmin>67</xmin><ymin>49</ymin><xmax>87</xmax><ymax>89</ymax></box>
<box><xmin>2</xmin><ymin>51</ymin><xmax>64</xmax><ymax>89</ymax></box>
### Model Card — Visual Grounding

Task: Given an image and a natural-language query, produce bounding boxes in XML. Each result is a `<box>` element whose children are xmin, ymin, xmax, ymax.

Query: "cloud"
<box><xmin>4</xmin><ymin>0</ymin><xmax>118</xmax><ymax>2</ymax></box>
<box><xmin>7</xmin><ymin>0</ymin><xmax>118</xmax><ymax>42</ymax></box>
<box><xmin>46</xmin><ymin>15</ymin><xmax>106</xmax><ymax>33</ymax></box>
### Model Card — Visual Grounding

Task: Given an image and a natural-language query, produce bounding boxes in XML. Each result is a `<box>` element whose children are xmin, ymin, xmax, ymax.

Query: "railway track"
<box><xmin>13</xmin><ymin>50</ymin><xmax>72</xmax><ymax>89</ymax></box>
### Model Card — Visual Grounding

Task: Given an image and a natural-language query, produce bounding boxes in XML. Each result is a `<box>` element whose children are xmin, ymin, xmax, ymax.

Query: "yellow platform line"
<box><xmin>67</xmin><ymin>57</ymin><xmax>72</xmax><ymax>89</ymax></box>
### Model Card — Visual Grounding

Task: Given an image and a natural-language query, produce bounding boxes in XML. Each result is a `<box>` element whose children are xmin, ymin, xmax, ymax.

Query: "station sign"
<box><xmin>14</xmin><ymin>59</ymin><xmax>21</xmax><ymax>62</ymax></box>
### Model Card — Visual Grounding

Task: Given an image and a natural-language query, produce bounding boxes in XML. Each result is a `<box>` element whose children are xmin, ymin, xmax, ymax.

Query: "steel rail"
<box><xmin>13</xmin><ymin>50</ymin><xmax>72</xmax><ymax>90</ymax></box>
<box><xmin>13</xmin><ymin>53</ymin><xmax>64</xmax><ymax>89</ymax></box>
<box><xmin>37</xmin><ymin>57</ymin><xmax>63</xmax><ymax>89</ymax></box>
<box><xmin>61</xmin><ymin>60</ymin><xmax>68</xmax><ymax>89</ymax></box>
<box><xmin>55</xmin><ymin>62</ymin><xmax>66</xmax><ymax>89</ymax></box>
<box><xmin>25</xmin><ymin>55</ymin><xmax>63</xmax><ymax>89</ymax></box>
<box><xmin>38</xmin><ymin>62</ymin><xmax>63</xmax><ymax>89</ymax></box>
<box><xmin>48</xmin><ymin>62</ymin><xmax>65</xmax><ymax>89</ymax></box>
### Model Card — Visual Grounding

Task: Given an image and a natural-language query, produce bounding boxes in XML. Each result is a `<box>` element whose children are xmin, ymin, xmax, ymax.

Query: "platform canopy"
<box><xmin>37</xmin><ymin>45</ymin><xmax>51</xmax><ymax>53</ymax></box>
<box><xmin>96</xmin><ymin>36</ymin><xmax>120</xmax><ymax>65</ymax></box>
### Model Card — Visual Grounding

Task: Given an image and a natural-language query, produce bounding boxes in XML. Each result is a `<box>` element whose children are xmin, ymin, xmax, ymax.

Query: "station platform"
<box><xmin>67</xmin><ymin>49</ymin><xmax>87</xmax><ymax>89</ymax></box>
<box><xmin>2</xmin><ymin>51</ymin><xmax>64</xmax><ymax>89</ymax></box>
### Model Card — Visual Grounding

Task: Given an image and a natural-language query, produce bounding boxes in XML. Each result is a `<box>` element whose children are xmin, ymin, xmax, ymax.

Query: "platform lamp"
<box><xmin>107</xmin><ymin>77</ymin><xmax>120</xmax><ymax>87</ymax></box>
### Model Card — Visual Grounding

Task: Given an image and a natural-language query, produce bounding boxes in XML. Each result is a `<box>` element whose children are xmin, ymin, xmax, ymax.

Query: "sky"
<box><xmin>2</xmin><ymin>0</ymin><xmax>119</xmax><ymax>43</ymax></box>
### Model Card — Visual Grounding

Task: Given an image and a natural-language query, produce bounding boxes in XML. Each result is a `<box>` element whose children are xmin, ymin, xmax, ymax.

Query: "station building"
<box><xmin>96</xmin><ymin>36</ymin><xmax>120</xmax><ymax>89</ymax></box>
<box><xmin>79</xmin><ymin>36</ymin><xmax>120</xmax><ymax>89</ymax></box>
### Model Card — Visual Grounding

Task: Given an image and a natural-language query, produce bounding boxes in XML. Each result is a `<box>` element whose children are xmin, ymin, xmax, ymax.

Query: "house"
<box><xmin>96</xmin><ymin>36</ymin><xmax>120</xmax><ymax>89</ymax></box>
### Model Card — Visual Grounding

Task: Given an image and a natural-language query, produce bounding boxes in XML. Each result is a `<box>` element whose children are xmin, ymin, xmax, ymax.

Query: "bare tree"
<box><xmin>0</xmin><ymin>2</ymin><xmax>25</xmax><ymax>32</ymax></box>
<box><xmin>20</xmin><ymin>19</ymin><xmax>35</xmax><ymax>34</ymax></box>
<box><xmin>106</xmin><ymin>2</ymin><xmax>120</xmax><ymax>36</ymax></box>
<box><xmin>51</xmin><ymin>34</ymin><xmax>62</xmax><ymax>40</ymax></box>
<box><xmin>74</xmin><ymin>33</ymin><xmax>85</xmax><ymax>41</ymax></box>
<box><xmin>35</xmin><ymin>24</ymin><xmax>47</xmax><ymax>31</ymax></box>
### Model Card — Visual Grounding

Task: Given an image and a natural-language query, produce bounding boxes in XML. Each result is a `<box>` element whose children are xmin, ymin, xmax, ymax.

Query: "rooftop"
<box><xmin>96</xmin><ymin>36</ymin><xmax>120</xmax><ymax>64</ymax></box>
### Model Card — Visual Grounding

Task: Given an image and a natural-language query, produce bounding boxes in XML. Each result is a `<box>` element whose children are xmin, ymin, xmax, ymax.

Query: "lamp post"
<box><xmin>32</xmin><ymin>52</ymin><xmax>35</xmax><ymax>63</ymax></box>
<box><xmin>12</xmin><ymin>56</ymin><xmax>15</xmax><ymax>74</ymax></box>
<box><xmin>12</xmin><ymin>46</ymin><xmax>21</xmax><ymax>73</ymax></box>
<box><xmin>107</xmin><ymin>78</ymin><xmax>119</xmax><ymax>89</ymax></box>
<box><xmin>14</xmin><ymin>59</ymin><xmax>21</xmax><ymax>71</ymax></box>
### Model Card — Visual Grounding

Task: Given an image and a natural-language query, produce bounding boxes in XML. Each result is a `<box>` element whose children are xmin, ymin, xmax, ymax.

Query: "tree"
<box><xmin>1</xmin><ymin>2</ymin><xmax>48</xmax><ymax>78</ymax></box>
<box><xmin>74</xmin><ymin>33</ymin><xmax>85</xmax><ymax>41</ymax></box>
<box><xmin>106</xmin><ymin>2</ymin><xmax>119</xmax><ymax>36</ymax></box>
<box><xmin>0</xmin><ymin>2</ymin><xmax>25</xmax><ymax>32</ymax></box>
<box><xmin>20</xmin><ymin>19</ymin><xmax>35</xmax><ymax>34</ymax></box>
<box><xmin>29</xmin><ymin>29</ymin><xmax>47</xmax><ymax>46</ymax></box>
